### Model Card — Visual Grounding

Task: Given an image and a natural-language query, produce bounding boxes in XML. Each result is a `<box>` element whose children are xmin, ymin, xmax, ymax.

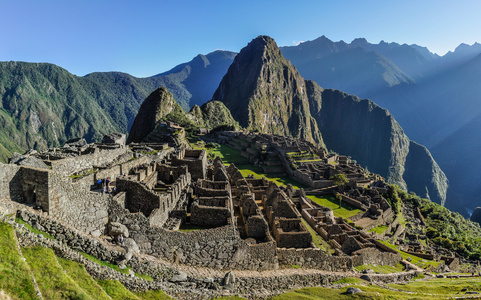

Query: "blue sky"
<box><xmin>1</xmin><ymin>0</ymin><xmax>479</xmax><ymax>77</ymax></box>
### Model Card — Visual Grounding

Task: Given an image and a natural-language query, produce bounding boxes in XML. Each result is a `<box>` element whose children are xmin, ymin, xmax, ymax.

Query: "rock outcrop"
<box><xmin>127</xmin><ymin>87</ymin><xmax>181</xmax><ymax>144</ymax></box>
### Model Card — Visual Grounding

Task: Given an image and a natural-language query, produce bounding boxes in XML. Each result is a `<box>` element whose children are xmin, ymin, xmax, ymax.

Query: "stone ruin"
<box><xmin>3</xmin><ymin>131</ymin><xmax>461</xmax><ymax>276</ymax></box>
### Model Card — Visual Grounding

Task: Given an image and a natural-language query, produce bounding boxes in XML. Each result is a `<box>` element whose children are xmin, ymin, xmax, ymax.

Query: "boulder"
<box><xmin>360</xmin><ymin>275</ymin><xmax>372</xmax><ymax>282</ymax></box>
<box><xmin>170</xmin><ymin>272</ymin><xmax>188</xmax><ymax>282</ymax></box>
<box><xmin>108</xmin><ymin>222</ymin><xmax>129</xmax><ymax>238</ymax></box>
<box><xmin>124</xmin><ymin>238</ymin><xmax>140</xmax><ymax>254</ymax></box>
<box><xmin>346</xmin><ymin>287</ymin><xmax>363</xmax><ymax>294</ymax></box>
<box><xmin>223</xmin><ymin>271</ymin><xmax>236</xmax><ymax>287</ymax></box>
<box><xmin>102</xmin><ymin>132</ymin><xmax>126</xmax><ymax>145</ymax></box>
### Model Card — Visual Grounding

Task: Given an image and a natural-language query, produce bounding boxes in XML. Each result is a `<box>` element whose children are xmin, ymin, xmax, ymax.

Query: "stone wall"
<box><xmin>109</xmin><ymin>200</ymin><xmax>277</xmax><ymax>270</ymax></box>
<box><xmin>172</xmin><ymin>149</ymin><xmax>207</xmax><ymax>181</ymax></box>
<box><xmin>48</xmin><ymin>171</ymin><xmax>110</xmax><ymax>235</ymax></box>
<box><xmin>50</xmin><ymin>146</ymin><xmax>130</xmax><ymax>176</ymax></box>
<box><xmin>351</xmin><ymin>248</ymin><xmax>402</xmax><ymax>266</ymax></box>
<box><xmin>21</xmin><ymin>167</ymin><xmax>50</xmax><ymax>210</ymax></box>
<box><xmin>0</xmin><ymin>163</ymin><xmax>22</xmax><ymax>202</ymax></box>
<box><xmin>277</xmin><ymin>248</ymin><xmax>352</xmax><ymax>271</ymax></box>
<box><xmin>190</xmin><ymin>204</ymin><xmax>231</xmax><ymax>227</ymax></box>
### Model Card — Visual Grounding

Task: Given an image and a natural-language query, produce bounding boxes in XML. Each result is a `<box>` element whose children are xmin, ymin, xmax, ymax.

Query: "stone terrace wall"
<box><xmin>277</xmin><ymin>248</ymin><xmax>352</xmax><ymax>271</ymax></box>
<box><xmin>50</xmin><ymin>146</ymin><xmax>130</xmax><ymax>176</ymax></box>
<box><xmin>48</xmin><ymin>171</ymin><xmax>110</xmax><ymax>235</ymax></box>
<box><xmin>352</xmin><ymin>248</ymin><xmax>402</xmax><ymax>266</ymax></box>
<box><xmin>0</xmin><ymin>163</ymin><xmax>22</xmax><ymax>202</ymax></box>
<box><xmin>109</xmin><ymin>200</ymin><xmax>278</xmax><ymax>270</ymax></box>
<box><xmin>22</xmin><ymin>167</ymin><xmax>50</xmax><ymax>210</ymax></box>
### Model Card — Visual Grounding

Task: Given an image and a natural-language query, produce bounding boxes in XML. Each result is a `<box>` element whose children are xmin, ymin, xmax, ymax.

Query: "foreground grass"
<box><xmin>96</xmin><ymin>280</ymin><xmax>140</xmax><ymax>299</ymax></box>
<box><xmin>307</xmin><ymin>195</ymin><xmax>362</xmax><ymax>219</ymax></box>
<box><xmin>22</xmin><ymin>246</ymin><xmax>91</xmax><ymax>299</ymax></box>
<box><xmin>389</xmin><ymin>276</ymin><xmax>481</xmax><ymax>295</ymax></box>
<box><xmin>0</xmin><ymin>222</ymin><xmax>37</xmax><ymax>300</ymax></box>
<box><xmin>57</xmin><ymin>257</ymin><xmax>111</xmax><ymax>300</ymax></box>
<box><xmin>268</xmin><ymin>282</ymin><xmax>481</xmax><ymax>300</ymax></box>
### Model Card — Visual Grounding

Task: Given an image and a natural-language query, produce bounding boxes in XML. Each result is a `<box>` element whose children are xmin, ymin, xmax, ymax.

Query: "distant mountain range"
<box><xmin>1</xmin><ymin>35</ymin><xmax>480</xmax><ymax>215</ymax></box>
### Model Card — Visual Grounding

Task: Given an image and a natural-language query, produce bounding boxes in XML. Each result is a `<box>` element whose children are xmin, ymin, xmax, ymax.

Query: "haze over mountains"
<box><xmin>0</xmin><ymin>35</ymin><xmax>480</xmax><ymax>214</ymax></box>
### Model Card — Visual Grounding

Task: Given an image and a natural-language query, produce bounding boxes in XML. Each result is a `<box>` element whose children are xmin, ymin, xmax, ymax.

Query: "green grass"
<box><xmin>133</xmin><ymin>289</ymin><xmax>173</xmax><ymax>299</ymax></box>
<box><xmin>354</xmin><ymin>263</ymin><xmax>405</xmax><ymax>274</ymax></box>
<box><xmin>369</xmin><ymin>225</ymin><xmax>389</xmax><ymax>234</ymax></box>
<box><xmin>22</xmin><ymin>246</ymin><xmax>92</xmax><ymax>299</ymax></box>
<box><xmin>291</xmin><ymin>264</ymin><xmax>302</xmax><ymax>269</ymax></box>
<box><xmin>333</xmin><ymin>277</ymin><xmax>366</xmax><ymax>284</ymax></box>
<box><xmin>178</xmin><ymin>224</ymin><xmax>215</xmax><ymax>232</ymax></box>
<box><xmin>96</xmin><ymin>280</ymin><xmax>140</xmax><ymax>300</ymax></box>
<box><xmin>306</xmin><ymin>195</ymin><xmax>362</xmax><ymax>219</ymax></box>
<box><xmin>0</xmin><ymin>222</ymin><xmax>38</xmax><ymax>299</ymax></box>
<box><xmin>16</xmin><ymin>217</ymin><xmax>55</xmax><ymax>240</ymax></box>
<box><xmin>191</xmin><ymin>142</ymin><xmax>246</xmax><ymax>163</ymax></box>
<box><xmin>300</xmin><ymin>218</ymin><xmax>332</xmax><ymax>252</ymax></box>
<box><xmin>57</xmin><ymin>257</ymin><xmax>111</xmax><ymax>299</ymax></box>
<box><xmin>269</xmin><ymin>278</ymin><xmax>481</xmax><ymax>300</ymax></box>
<box><xmin>78</xmin><ymin>251</ymin><xmax>131</xmax><ymax>275</ymax></box>
<box><xmin>389</xmin><ymin>276</ymin><xmax>481</xmax><ymax>295</ymax></box>
<box><xmin>213</xmin><ymin>297</ymin><xmax>247</xmax><ymax>300</ymax></box>
<box><xmin>235</xmin><ymin>164</ymin><xmax>307</xmax><ymax>189</ymax></box>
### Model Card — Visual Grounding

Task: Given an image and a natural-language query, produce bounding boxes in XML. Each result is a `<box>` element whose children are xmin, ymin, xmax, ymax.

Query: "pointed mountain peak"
<box><xmin>127</xmin><ymin>87</ymin><xmax>181</xmax><ymax>144</ymax></box>
<box><xmin>213</xmin><ymin>35</ymin><xmax>322</xmax><ymax>144</ymax></box>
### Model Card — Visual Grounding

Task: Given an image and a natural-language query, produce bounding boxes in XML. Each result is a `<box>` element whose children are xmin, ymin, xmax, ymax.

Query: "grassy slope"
<box><xmin>0</xmin><ymin>223</ymin><xmax>37</xmax><ymax>300</ymax></box>
<box><xmin>96</xmin><ymin>280</ymin><xmax>140</xmax><ymax>300</ymax></box>
<box><xmin>56</xmin><ymin>257</ymin><xmax>111</xmax><ymax>300</ymax></box>
<box><xmin>21</xmin><ymin>246</ymin><xmax>92</xmax><ymax>299</ymax></box>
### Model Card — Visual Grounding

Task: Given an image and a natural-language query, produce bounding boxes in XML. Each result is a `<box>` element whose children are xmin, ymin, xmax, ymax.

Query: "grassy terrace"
<box><xmin>300</xmin><ymin>218</ymin><xmax>333</xmax><ymax>253</ymax></box>
<box><xmin>306</xmin><ymin>195</ymin><xmax>362</xmax><ymax>219</ymax></box>
<box><xmin>0</xmin><ymin>222</ymin><xmax>37</xmax><ymax>299</ymax></box>
<box><xmin>369</xmin><ymin>224</ymin><xmax>389</xmax><ymax>234</ymax></box>
<box><xmin>355</xmin><ymin>263</ymin><xmax>405</xmax><ymax>274</ymax></box>
<box><xmin>380</xmin><ymin>240</ymin><xmax>442</xmax><ymax>270</ymax></box>
<box><xmin>267</xmin><ymin>277</ymin><xmax>481</xmax><ymax>299</ymax></box>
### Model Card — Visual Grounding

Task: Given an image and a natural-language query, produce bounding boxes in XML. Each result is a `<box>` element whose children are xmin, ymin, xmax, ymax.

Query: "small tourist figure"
<box><xmin>119</xmin><ymin>234</ymin><xmax>124</xmax><ymax>246</ymax></box>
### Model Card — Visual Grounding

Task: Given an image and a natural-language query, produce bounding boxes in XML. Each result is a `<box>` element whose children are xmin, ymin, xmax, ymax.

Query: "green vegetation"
<box><xmin>57</xmin><ymin>257</ymin><xmax>111</xmax><ymax>300</ymax></box>
<box><xmin>78</xmin><ymin>251</ymin><xmax>131</xmax><ymax>276</ymax></box>
<box><xmin>389</xmin><ymin>277</ymin><xmax>481</xmax><ymax>295</ymax></box>
<box><xmin>15</xmin><ymin>217</ymin><xmax>55</xmax><ymax>240</ymax></box>
<box><xmin>354</xmin><ymin>263</ymin><xmax>405</xmax><ymax>274</ymax></box>
<box><xmin>300</xmin><ymin>218</ymin><xmax>332</xmax><ymax>253</ymax></box>
<box><xmin>22</xmin><ymin>246</ymin><xmax>91</xmax><ymax>299</ymax></box>
<box><xmin>234</xmin><ymin>164</ymin><xmax>307</xmax><ymax>189</ymax></box>
<box><xmin>0</xmin><ymin>222</ymin><xmax>38</xmax><ymax>299</ymax></box>
<box><xmin>96</xmin><ymin>280</ymin><xmax>140</xmax><ymax>300</ymax></box>
<box><xmin>190</xmin><ymin>141</ymin><xmax>246</xmax><ymax>163</ymax></box>
<box><xmin>178</xmin><ymin>224</ymin><xmax>215</xmax><ymax>232</ymax></box>
<box><xmin>307</xmin><ymin>195</ymin><xmax>362</xmax><ymax>219</ymax></box>
<box><xmin>368</xmin><ymin>224</ymin><xmax>389</xmax><ymax>234</ymax></box>
<box><xmin>391</xmin><ymin>186</ymin><xmax>481</xmax><ymax>260</ymax></box>
<box><xmin>333</xmin><ymin>277</ymin><xmax>365</xmax><ymax>284</ymax></box>
<box><xmin>379</xmin><ymin>241</ymin><xmax>442</xmax><ymax>270</ymax></box>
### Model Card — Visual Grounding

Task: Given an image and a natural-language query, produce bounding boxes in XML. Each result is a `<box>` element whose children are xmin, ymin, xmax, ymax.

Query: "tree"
<box><xmin>330</xmin><ymin>173</ymin><xmax>348</xmax><ymax>194</ymax></box>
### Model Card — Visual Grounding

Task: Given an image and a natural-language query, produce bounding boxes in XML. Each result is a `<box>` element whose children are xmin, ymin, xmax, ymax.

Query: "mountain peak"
<box><xmin>213</xmin><ymin>36</ymin><xmax>322</xmax><ymax>144</ymax></box>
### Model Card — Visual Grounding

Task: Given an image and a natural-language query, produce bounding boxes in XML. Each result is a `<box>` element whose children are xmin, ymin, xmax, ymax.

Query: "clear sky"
<box><xmin>1</xmin><ymin>0</ymin><xmax>479</xmax><ymax>77</ymax></box>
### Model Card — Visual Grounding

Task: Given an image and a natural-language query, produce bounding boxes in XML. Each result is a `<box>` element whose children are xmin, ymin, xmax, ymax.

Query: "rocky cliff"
<box><xmin>213</xmin><ymin>36</ymin><xmax>323</xmax><ymax>145</ymax></box>
<box><xmin>127</xmin><ymin>87</ymin><xmax>181</xmax><ymax>143</ymax></box>
<box><xmin>215</xmin><ymin>36</ymin><xmax>448</xmax><ymax>205</ymax></box>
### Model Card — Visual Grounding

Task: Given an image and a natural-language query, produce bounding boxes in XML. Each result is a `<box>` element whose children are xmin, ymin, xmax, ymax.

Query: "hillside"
<box><xmin>214</xmin><ymin>35</ymin><xmax>447</xmax><ymax>205</ymax></box>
